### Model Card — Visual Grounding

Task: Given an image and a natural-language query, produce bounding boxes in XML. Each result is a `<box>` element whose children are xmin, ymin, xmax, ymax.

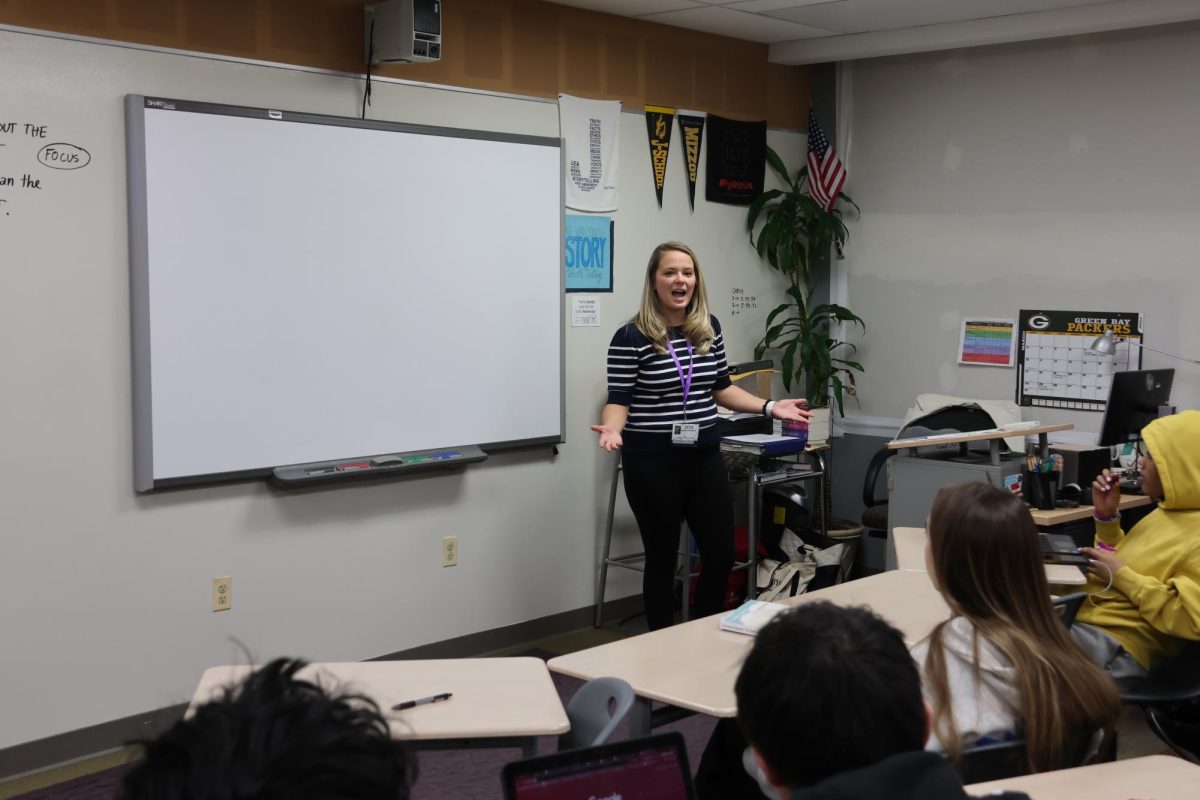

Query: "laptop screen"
<box><xmin>502</xmin><ymin>732</ymin><xmax>696</xmax><ymax>800</ymax></box>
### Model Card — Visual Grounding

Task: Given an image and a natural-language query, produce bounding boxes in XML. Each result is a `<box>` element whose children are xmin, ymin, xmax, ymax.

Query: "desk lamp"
<box><xmin>1089</xmin><ymin>330</ymin><xmax>1200</xmax><ymax>367</ymax></box>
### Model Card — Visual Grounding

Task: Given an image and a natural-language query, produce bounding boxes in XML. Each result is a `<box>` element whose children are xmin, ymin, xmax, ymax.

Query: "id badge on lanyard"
<box><xmin>667</xmin><ymin>339</ymin><xmax>699</xmax><ymax>446</ymax></box>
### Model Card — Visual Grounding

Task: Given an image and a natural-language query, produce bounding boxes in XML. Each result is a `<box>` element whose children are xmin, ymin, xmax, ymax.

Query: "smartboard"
<box><xmin>126</xmin><ymin>96</ymin><xmax>563</xmax><ymax>491</ymax></box>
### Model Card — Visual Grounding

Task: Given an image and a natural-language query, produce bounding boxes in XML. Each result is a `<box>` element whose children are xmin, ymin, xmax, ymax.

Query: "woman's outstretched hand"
<box><xmin>591</xmin><ymin>424</ymin><xmax>623</xmax><ymax>452</ymax></box>
<box><xmin>770</xmin><ymin>399</ymin><xmax>815</xmax><ymax>423</ymax></box>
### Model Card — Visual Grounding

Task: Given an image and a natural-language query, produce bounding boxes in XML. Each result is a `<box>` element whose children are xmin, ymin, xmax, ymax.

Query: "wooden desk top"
<box><xmin>1029</xmin><ymin>493</ymin><xmax>1153</xmax><ymax>525</ymax></box>
<box><xmin>548</xmin><ymin>570</ymin><xmax>948</xmax><ymax>718</ymax></box>
<box><xmin>893</xmin><ymin>526</ymin><xmax>1085</xmax><ymax>586</ymax></box>
<box><xmin>888</xmin><ymin>423</ymin><xmax>1073</xmax><ymax>450</ymax></box>
<box><xmin>190</xmin><ymin>658</ymin><xmax>569</xmax><ymax>740</ymax></box>
<box><xmin>966</xmin><ymin>754</ymin><xmax>1198</xmax><ymax>799</ymax></box>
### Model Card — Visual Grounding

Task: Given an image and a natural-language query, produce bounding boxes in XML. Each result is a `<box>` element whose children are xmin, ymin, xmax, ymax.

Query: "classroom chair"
<box><xmin>1114</xmin><ymin>642</ymin><xmax>1200</xmax><ymax>763</ymax></box>
<box><xmin>1051</xmin><ymin>592</ymin><xmax>1088</xmax><ymax>628</ymax></box>
<box><xmin>558</xmin><ymin>677</ymin><xmax>635</xmax><ymax>751</ymax></box>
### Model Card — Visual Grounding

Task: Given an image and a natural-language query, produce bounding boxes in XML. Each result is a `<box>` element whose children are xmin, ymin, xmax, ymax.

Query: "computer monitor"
<box><xmin>1097</xmin><ymin>369</ymin><xmax>1175</xmax><ymax>446</ymax></box>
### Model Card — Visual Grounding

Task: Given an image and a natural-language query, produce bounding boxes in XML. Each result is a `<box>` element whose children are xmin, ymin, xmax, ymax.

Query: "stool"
<box><xmin>594</xmin><ymin>453</ymin><xmax>698</xmax><ymax>628</ymax></box>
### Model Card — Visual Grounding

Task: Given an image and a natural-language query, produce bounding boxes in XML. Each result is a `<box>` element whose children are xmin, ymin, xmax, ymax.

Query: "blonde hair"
<box><xmin>921</xmin><ymin>483</ymin><xmax>1119</xmax><ymax>771</ymax></box>
<box><xmin>634</xmin><ymin>242</ymin><xmax>715</xmax><ymax>354</ymax></box>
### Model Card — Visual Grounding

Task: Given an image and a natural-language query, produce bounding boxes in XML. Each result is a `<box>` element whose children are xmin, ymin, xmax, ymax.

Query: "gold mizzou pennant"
<box><xmin>677</xmin><ymin>110</ymin><xmax>706</xmax><ymax>212</ymax></box>
<box><xmin>644</xmin><ymin>105</ymin><xmax>674</xmax><ymax>208</ymax></box>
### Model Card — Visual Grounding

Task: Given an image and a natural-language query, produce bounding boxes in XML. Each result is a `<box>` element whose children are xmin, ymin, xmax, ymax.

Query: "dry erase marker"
<box><xmin>392</xmin><ymin>692</ymin><xmax>452</xmax><ymax>711</ymax></box>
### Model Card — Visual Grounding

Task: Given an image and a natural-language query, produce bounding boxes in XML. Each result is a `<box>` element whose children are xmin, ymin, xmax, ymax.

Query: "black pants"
<box><xmin>622</xmin><ymin>446</ymin><xmax>734</xmax><ymax>630</ymax></box>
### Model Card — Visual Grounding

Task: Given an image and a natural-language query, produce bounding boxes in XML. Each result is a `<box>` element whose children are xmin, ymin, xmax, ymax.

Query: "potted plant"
<box><xmin>746</xmin><ymin>146</ymin><xmax>864</xmax><ymax>417</ymax></box>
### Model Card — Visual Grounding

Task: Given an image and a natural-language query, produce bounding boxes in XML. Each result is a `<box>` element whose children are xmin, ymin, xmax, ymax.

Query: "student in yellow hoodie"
<box><xmin>1072</xmin><ymin>410</ymin><xmax>1200</xmax><ymax>677</ymax></box>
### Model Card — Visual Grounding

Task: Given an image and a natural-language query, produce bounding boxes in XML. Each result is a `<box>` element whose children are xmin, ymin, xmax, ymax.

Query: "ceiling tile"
<box><xmin>761</xmin><ymin>0</ymin><xmax>1108</xmax><ymax>34</ymax></box>
<box><xmin>725</xmin><ymin>0</ymin><xmax>845</xmax><ymax>12</ymax></box>
<box><xmin>640</xmin><ymin>6</ymin><xmax>833</xmax><ymax>43</ymax></box>
<box><xmin>548</xmin><ymin>0</ymin><xmax>702</xmax><ymax>16</ymax></box>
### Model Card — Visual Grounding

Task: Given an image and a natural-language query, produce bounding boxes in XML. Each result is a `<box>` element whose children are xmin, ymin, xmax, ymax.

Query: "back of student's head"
<box><xmin>735</xmin><ymin>601</ymin><xmax>926</xmax><ymax>788</ymax></box>
<box><xmin>923</xmin><ymin>482</ymin><xmax>1119</xmax><ymax>770</ymax></box>
<box><xmin>927</xmin><ymin>481</ymin><xmax>1051</xmax><ymax>625</ymax></box>
<box><xmin>121</xmin><ymin>657</ymin><xmax>415</xmax><ymax>800</ymax></box>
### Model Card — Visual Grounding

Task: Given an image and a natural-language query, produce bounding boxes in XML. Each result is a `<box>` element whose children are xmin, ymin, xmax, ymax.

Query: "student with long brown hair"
<box><xmin>911</xmin><ymin>482</ymin><xmax>1120</xmax><ymax>771</ymax></box>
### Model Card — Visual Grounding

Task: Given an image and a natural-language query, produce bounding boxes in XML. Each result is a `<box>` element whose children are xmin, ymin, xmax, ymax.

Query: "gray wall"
<box><xmin>841</xmin><ymin>22</ymin><xmax>1200</xmax><ymax>431</ymax></box>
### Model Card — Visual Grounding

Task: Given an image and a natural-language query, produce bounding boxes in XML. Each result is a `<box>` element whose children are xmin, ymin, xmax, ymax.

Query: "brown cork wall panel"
<box><xmin>562</xmin><ymin>24</ymin><xmax>602</xmax><ymax>95</ymax></box>
<box><xmin>269</xmin><ymin>0</ymin><xmax>327</xmax><ymax>58</ymax></box>
<box><xmin>0</xmin><ymin>0</ymin><xmax>808</xmax><ymax>127</ymax></box>
<box><xmin>511</xmin><ymin>11</ymin><xmax>559</xmax><ymax>96</ymax></box>
<box><xmin>767</xmin><ymin>63</ymin><xmax>808</xmax><ymax>131</ymax></box>
<box><xmin>602</xmin><ymin>31</ymin><xmax>641</xmax><ymax>102</ymax></box>
<box><xmin>693</xmin><ymin>55</ymin><xmax>725</xmax><ymax>113</ymax></box>
<box><xmin>19</xmin><ymin>0</ymin><xmax>106</xmax><ymax>33</ymax></box>
<box><xmin>115</xmin><ymin>0</ymin><xmax>181</xmax><ymax>37</ymax></box>
<box><xmin>643</xmin><ymin>44</ymin><xmax>694</xmax><ymax>109</ymax></box>
<box><xmin>725</xmin><ymin>55</ymin><xmax>768</xmax><ymax>119</ymax></box>
<box><xmin>461</xmin><ymin>5</ymin><xmax>508</xmax><ymax>83</ymax></box>
<box><xmin>184</xmin><ymin>0</ymin><xmax>258</xmax><ymax>55</ymax></box>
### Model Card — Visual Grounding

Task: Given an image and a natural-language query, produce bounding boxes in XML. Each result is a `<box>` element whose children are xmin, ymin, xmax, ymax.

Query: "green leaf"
<box><xmin>746</xmin><ymin>189</ymin><xmax>783</xmax><ymax>232</ymax></box>
<box><xmin>764</xmin><ymin>146</ymin><xmax>791</xmax><ymax>185</ymax></box>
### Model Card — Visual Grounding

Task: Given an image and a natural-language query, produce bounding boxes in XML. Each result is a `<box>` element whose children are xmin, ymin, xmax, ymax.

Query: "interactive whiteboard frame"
<box><xmin>126</xmin><ymin>95</ymin><xmax>564</xmax><ymax>491</ymax></box>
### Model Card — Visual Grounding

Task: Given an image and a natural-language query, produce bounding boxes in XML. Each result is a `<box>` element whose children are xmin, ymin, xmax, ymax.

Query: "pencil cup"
<box><xmin>1028</xmin><ymin>470</ymin><xmax>1060</xmax><ymax>511</ymax></box>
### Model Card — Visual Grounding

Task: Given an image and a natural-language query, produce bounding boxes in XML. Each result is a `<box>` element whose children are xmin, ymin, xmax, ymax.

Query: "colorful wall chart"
<box><xmin>958</xmin><ymin>319</ymin><xmax>1016</xmax><ymax>366</ymax></box>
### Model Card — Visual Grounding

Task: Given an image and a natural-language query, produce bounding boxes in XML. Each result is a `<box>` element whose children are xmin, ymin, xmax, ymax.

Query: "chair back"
<box><xmin>1051</xmin><ymin>592</ymin><xmax>1088</xmax><ymax>628</ymax></box>
<box><xmin>957</xmin><ymin>739</ymin><xmax>1030</xmax><ymax>784</ymax></box>
<box><xmin>861</xmin><ymin>446</ymin><xmax>895</xmax><ymax>509</ymax></box>
<box><xmin>1116</xmin><ymin>640</ymin><xmax>1200</xmax><ymax>706</ymax></box>
<box><xmin>558</xmin><ymin>676</ymin><xmax>635</xmax><ymax>751</ymax></box>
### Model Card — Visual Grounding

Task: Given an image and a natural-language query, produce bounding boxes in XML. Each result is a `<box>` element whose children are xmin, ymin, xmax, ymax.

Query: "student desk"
<box><xmin>553</xmin><ymin>569</ymin><xmax>948</xmax><ymax>736</ymax></box>
<box><xmin>190</xmin><ymin>658</ymin><xmax>569</xmax><ymax>756</ymax></box>
<box><xmin>892</xmin><ymin>526</ymin><xmax>1086</xmax><ymax>586</ymax></box>
<box><xmin>966</xmin><ymin>754</ymin><xmax>1198</xmax><ymax>799</ymax></box>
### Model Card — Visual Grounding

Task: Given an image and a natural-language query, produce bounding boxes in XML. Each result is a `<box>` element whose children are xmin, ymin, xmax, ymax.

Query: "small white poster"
<box><xmin>571</xmin><ymin>296</ymin><xmax>600</xmax><ymax>327</ymax></box>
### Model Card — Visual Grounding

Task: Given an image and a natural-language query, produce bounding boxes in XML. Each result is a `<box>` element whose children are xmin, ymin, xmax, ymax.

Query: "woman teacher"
<box><xmin>592</xmin><ymin>242</ymin><xmax>812</xmax><ymax>630</ymax></box>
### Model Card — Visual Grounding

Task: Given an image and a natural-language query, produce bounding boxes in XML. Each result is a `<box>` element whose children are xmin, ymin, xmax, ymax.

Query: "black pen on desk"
<box><xmin>391</xmin><ymin>692</ymin><xmax>452</xmax><ymax>711</ymax></box>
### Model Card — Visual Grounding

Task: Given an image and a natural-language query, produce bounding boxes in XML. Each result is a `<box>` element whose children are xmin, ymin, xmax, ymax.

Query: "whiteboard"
<box><xmin>126</xmin><ymin>96</ymin><xmax>563</xmax><ymax>491</ymax></box>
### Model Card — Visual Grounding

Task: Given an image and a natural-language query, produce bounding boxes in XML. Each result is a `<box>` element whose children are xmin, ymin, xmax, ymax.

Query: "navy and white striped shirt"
<box><xmin>606</xmin><ymin>316</ymin><xmax>732</xmax><ymax>451</ymax></box>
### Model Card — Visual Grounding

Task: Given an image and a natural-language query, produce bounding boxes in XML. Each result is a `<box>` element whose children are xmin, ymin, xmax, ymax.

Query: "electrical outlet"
<box><xmin>442</xmin><ymin>536</ymin><xmax>458</xmax><ymax>567</ymax></box>
<box><xmin>212</xmin><ymin>576</ymin><xmax>232</xmax><ymax>612</ymax></box>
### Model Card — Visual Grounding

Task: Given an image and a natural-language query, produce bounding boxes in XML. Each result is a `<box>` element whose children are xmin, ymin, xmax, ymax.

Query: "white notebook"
<box><xmin>719</xmin><ymin>599</ymin><xmax>789</xmax><ymax>635</ymax></box>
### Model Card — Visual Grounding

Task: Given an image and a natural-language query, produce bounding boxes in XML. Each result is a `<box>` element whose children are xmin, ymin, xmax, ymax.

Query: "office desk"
<box><xmin>1028</xmin><ymin>493</ymin><xmax>1153</xmax><ymax>527</ymax></box>
<box><xmin>892</xmin><ymin>526</ymin><xmax>1085</xmax><ymax>586</ymax></box>
<box><xmin>887</xmin><ymin>424</ymin><xmax>1075</xmax><ymax>569</ymax></box>
<box><xmin>190</xmin><ymin>658</ymin><xmax>569</xmax><ymax>756</ymax></box>
<box><xmin>553</xmin><ymin>570</ymin><xmax>948</xmax><ymax>736</ymax></box>
<box><xmin>888</xmin><ymin>423</ymin><xmax>1073</xmax><ymax>466</ymax></box>
<box><xmin>966</xmin><ymin>754</ymin><xmax>1198</xmax><ymax>799</ymax></box>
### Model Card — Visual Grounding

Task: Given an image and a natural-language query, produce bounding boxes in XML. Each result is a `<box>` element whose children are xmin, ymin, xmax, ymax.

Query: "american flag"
<box><xmin>806</xmin><ymin>110</ymin><xmax>846</xmax><ymax>212</ymax></box>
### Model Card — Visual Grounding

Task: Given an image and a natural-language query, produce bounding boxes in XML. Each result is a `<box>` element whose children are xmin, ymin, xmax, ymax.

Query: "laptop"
<box><xmin>1038</xmin><ymin>532</ymin><xmax>1091</xmax><ymax>567</ymax></box>
<box><xmin>501</xmin><ymin>732</ymin><xmax>697</xmax><ymax>800</ymax></box>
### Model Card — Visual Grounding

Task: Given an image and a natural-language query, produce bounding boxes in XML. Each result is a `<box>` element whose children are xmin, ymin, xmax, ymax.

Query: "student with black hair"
<box><xmin>121</xmin><ymin>657</ymin><xmax>416</xmax><ymax>800</ymax></box>
<box><xmin>732</xmin><ymin>602</ymin><xmax>1029</xmax><ymax>800</ymax></box>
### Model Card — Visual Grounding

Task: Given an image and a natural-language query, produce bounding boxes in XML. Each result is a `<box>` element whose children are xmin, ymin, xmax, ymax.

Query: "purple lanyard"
<box><xmin>666</xmin><ymin>338</ymin><xmax>694</xmax><ymax>418</ymax></box>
